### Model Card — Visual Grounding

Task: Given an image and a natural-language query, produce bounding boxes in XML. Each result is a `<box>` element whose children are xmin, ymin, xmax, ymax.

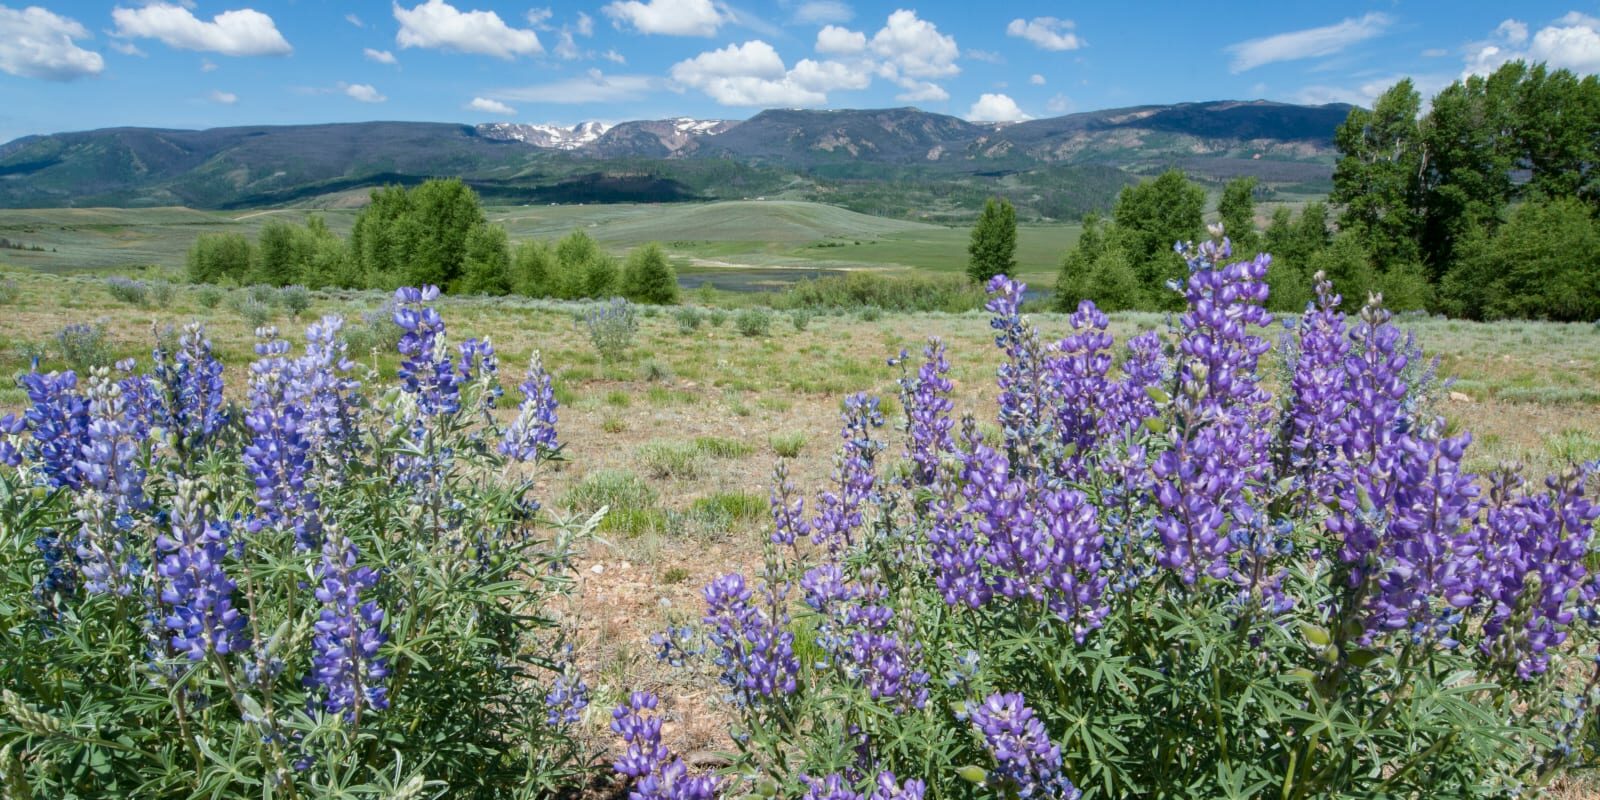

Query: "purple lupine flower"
<box><xmin>295</xmin><ymin>316</ymin><xmax>362</xmax><ymax>462</ymax></box>
<box><xmin>893</xmin><ymin>339</ymin><xmax>955</xmax><ymax>488</ymax></box>
<box><xmin>812</xmin><ymin>393</ymin><xmax>884</xmax><ymax>554</ymax></box>
<box><xmin>393</xmin><ymin>286</ymin><xmax>462</xmax><ymax>417</ymax></box>
<box><xmin>801</xmin><ymin>773</ymin><xmax>865</xmax><ymax>800</ymax></box>
<box><xmin>1480</xmin><ymin>465</ymin><xmax>1598</xmax><ymax>677</ymax></box>
<box><xmin>308</xmin><ymin>533</ymin><xmax>389</xmax><ymax>720</ymax></box>
<box><xmin>867</xmin><ymin>771</ymin><xmax>926</xmax><ymax>800</ymax></box>
<box><xmin>1369</xmin><ymin>427</ymin><xmax>1481</xmax><ymax>645</ymax></box>
<box><xmin>243</xmin><ymin>327</ymin><xmax>321</xmax><ymax>550</ymax></box>
<box><xmin>500</xmin><ymin>351</ymin><xmax>559</xmax><ymax>462</ymax></box>
<box><xmin>0</xmin><ymin>413</ymin><xmax>24</xmax><ymax>467</ymax></box>
<box><xmin>152</xmin><ymin>321</ymin><xmax>228</xmax><ymax>457</ymax></box>
<box><xmin>545</xmin><ymin>671</ymin><xmax>590</xmax><ymax>727</ymax></box>
<box><xmin>967</xmin><ymin>692</ymin><xmax>1080</xmax><ymax>800</ymax></box>
<box><xmin>611</xmin><ymin>692</ymin><xmax>720</xmax><ymax>800</ymax></box>
<box><xmin>843</xmin><ymin>626</ymin><xmax>930</xmax><ymax>710</ymax></box>
<box><xmin>1285</xmin><ymin>273</ymin><xmax>1351</xmax><ymax>506</ymax></box>
<box><xmin>1151</xmin><ymin>238</ymin><xmax>1274</xmax><ymax>587</ymax></box>
<box><xmin>650</xmin><ymin>624</ymin><xmax>702</xmax><ymax>667</ymax></box>
<box><xmin>1044</xmin><ymin>300</ymin><xmax>1114</xmax><ymax>479</ymax></box>
<box><xmin>115</xmin><ymin>359</ymin><xmax>159</xmax><ymax>444</ymax></box>
<box><xmin>985</xmin><ymin>276</ymin><xmax>1054</xmax><ymax>474</ymax></box>
<box><xmin>928</xmin><ymin>438</ymin><xmax>990</xmax><ymax>608</ymax></box>
<box><xmin>22</xmin><ymin>370</ymin><xmax>90</xmax><ymax>489</ymax></box>
<box><xmin>703</xmin><ymin>573</ymin><xmax>799</xmax><ymax>701</ymax></box>
<box><xmin>156</xmin><ymin>480</ymin><xmax>246</xmax><ymax>660</ymax></box>
<box><xmin>457</xmin><ymin>337</ymin><xmax>501</xmax><ymax>412</ymax></box>
<box><xmin>1038</xmin><ymin>487</ymin><xmax>1108</xmax><ymax>641</ymax></box>
<box><xmin>964</xmin><ymin>444</ymin><xmax>1046</xmax><ymax>600</ymax></box>
<box><xmin>801</xmin><ymin>562</ymin><xmax>861</xmax><ymax>617</ymax></box>
<box><xmin>769</xmin><ymin>461</ymin><xmax>810</xmax><ymax>546</ymax></box>
<box><xmin>72</xmin><ymin>368</ymin><xmax>147</xmax><ymax>597</ymax></box>
<box><xmin>1104</xmin><ymin>330</ymin><xmax>1167</xmax><ymax>435</ymax></box>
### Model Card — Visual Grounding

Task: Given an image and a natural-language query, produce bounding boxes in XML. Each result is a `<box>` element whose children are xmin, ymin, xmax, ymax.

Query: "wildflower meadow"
<box><xmin>2</xmin><ymin>229</ymin><xmax>1599</xmax><ymax>799</ymax></box>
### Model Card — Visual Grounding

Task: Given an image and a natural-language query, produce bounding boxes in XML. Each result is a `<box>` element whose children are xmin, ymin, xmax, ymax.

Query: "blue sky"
<box><xmin>2</xmin><ymin>1</ymin><xmax>1598</xmax><ymax>143</ymax></box>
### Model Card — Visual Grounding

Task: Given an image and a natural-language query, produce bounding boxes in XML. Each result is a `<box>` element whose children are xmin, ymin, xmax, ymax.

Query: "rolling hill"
<box><xmin>0</xmin><ymin>100</ymin><xmax>1353</xmax><ymax>217</ymax></box>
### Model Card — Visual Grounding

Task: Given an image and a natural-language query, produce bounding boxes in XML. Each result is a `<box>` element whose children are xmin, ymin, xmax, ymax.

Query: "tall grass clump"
<box><xmin>0</xmin><ymin>278</ymin><xmax>18</xmax><ymax>305</ymax></box>
<box><xmin>610</xmin><ymin>232</ymin><xmax>1600</xmax><ymax>800</ymax></box>
<box><xmin>53</xmin><ymin>321</ymin><xmax>111</xmax><ymax>374</ymax></box>
<box><xmin>735</xmin><ymin>308</ymin><xmax>772</xmax><ymax>338</ymax></box>
<box><xmin>0</xmin><ymin>290</ymin><xmax>593</xmax><ymax>798</ymax></box>
<box><xmin>193</xmin><ymin>284</ymin><xmax>226</xmax><ymax>309</ymax></box>
<box><xmin>105</xmin><ymin>276</ymin><xmax>150</xmax><ymax>306</ymax></box>
<box><xmin>584</xmin><ymin>298</ymin><xmax>637</xmax><ymax>362</ymax></box>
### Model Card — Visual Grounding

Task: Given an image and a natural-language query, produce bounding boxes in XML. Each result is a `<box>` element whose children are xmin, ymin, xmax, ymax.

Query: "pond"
<box><xmin>676</xmin><ymin>266</ymin><xmax>849</xmax><ymax>293</ymax></box>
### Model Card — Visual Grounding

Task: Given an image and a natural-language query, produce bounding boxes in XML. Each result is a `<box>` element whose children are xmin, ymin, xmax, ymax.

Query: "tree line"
<box><xmin>1028</xmin><ymin>59</ymin><xmax>1599</xmax><ymax>321</ymax></box>
<box><xmin>187</xmin><ymin>178</ymin><xmax>680</xmax><ymax>305</ymax></box>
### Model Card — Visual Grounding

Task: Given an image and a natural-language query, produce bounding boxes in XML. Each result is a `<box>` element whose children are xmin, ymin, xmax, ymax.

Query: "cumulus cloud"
<box><xmin>965</xmin><ymin>49</ymin><xmax>1003</xmax><ymax>64</ymax></box>
<box><xmin>553</xmin><ymin>30</ymin><xmax>581</xmax><ymax>59</ymax></box>
<box><xmin>603</xmin><ymin>0</ymin><xmax>722</xmax><ymax>37</ymax></box>
<box><xmin>468</xmin><ymin>96</ymin><xmax>516</xmax><ymax>115</ymax></box>
<box><xmin>816</xmin><ymin>24</ymin><xmax>866</xmax><ymax>55</ymax></box>
<box><xmin>364</xmin><ymin>47</ymin><xmax>398</xmax><ymax>65</ymax></box>
<box><xmin>1006</xmin><ymin>17</ymin><xmax>1082</xmax><ymax>51</ymax></box>
<box><xmin>341</xmin><ymin>82</ymin><xmax>386</xmax><ymax>103</ymax></box>
<box><xmin>893</xmin><ymin>78</ymin><xmax>947</xmax><ymax>102</ymax></box>
<box><xmin>1291</xmin><ymin>73</ymin><xmax>1450</xmax><ymax>107</ymax></box>
<box><xmin>496</xmin><ymin>69</ymin><xmax>660</xmax><ymax>103</ymax></box>
<box><xmin>792</xmin><ymin>0</ymin><xmax>853</xmax><ymax>25</ymax></box>
<box><xmin>111</xmin><ymin>3</ymin><xmax>292</xmax><ymax>57</ymax></box>
<box><xmin>602</xmin><ymin>48</ymin><xmax>626</xmax><ymax>64</ymax></box>
<box><xmin>967</xmin><ymin>92</ymin><xmax>1030</xmax><ymax>122</ymax></box>
<box><xmin>870</xmin><ymin>9</ymin><xmax>958</xmax><ymax>78</ymax></box>
<box><xmin>575</xmin><ymin>11</ymin><xmax>594</xmax><ymax>36</ymax></box>
<box><xmin>208</xmin><ymin>89</ymin><xmax>238</xmax><ymax>104</ymax></box>
<box><xmin>1045</xmin><ymin>93</ymin><xmax>1073</xmax><ymax>114</ymax></box>
<box><xmin>671</xmin><ymin>39</ymin><xmax>864</xmax><ymax>105</ymax></box>
<box><xmin>1029</xmin><ymin>73</ymin><xmax>1045</xmax><ymax>85</ymax></box>
<box><xmin>394</xmin><ymin>0</ymin><xmax>541</xmax><ymax>58</ymax></box>
<box><xmin>1225</xmin><ymin>12</ymin><xmax>1391</xmax><ymax>73</ymax></box>
<box><xmin>1465</xmin><ymin>13</ymin><xmax>1600</xmax><ymax>77</ymax></box>
<box><xmin>0</xmin><ymin>5</ymin><xmax>105</xmax><ymax>80</ymax></box>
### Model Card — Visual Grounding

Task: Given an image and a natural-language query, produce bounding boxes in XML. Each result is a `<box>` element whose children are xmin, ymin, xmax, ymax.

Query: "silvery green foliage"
<box><xmin>0</xmin><ymin>289</ymin><xmax>592</xmax><ymax>798</ymax></box>
<box><xmin>623</xmin><ymin>233</ymin><xmax>1600</xmax><ymax>800</ymax></box>
<box><xmin>585</xmin><ymin>298</ymin><xmax>638</xmax><ymax>362</ymax></box>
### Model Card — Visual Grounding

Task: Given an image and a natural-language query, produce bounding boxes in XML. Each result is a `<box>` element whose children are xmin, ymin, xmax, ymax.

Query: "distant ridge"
<box><xmin>0</xmin><ymin>100</ymin><xmax>1353</xmax><ymax>214</ymax></box>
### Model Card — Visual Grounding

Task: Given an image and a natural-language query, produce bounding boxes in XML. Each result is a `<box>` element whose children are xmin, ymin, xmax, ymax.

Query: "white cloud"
<box><xmin>1029</xmin><ymin>73</ymin><xmax>1045</xmax><ymax>85</ymax></box>
<box><xmin>1045</xmin><ymin>93</ymin><xmax>1073</xmax><ymax>114</ymax></box>
<box><xmin>200</xmin><ymin>58</ymin><xmax>217</xmax><ymax>72</ymax></box>
<box><xmin>554</xmin><ymin>30</ymin><xmax>581</xmax><ymax>59</ymax></box>
<box><xmin>341</xmin><ymin>82</ymin><xmax>386</xmax><ymax>102</ymax></box>
<box><xmin>893</xmin><ymin>77</ymin><xmax>947</xmax><ymax>102</ymax></box>
<box><xmin>793</xmin><ymin>0</ymin><xmax>853</xmax><ymax>25</ymax></box>
<box><xmin>394</xmin><ymin>0</ymin><xmax>542</xmax><ymax>59</ymax></box>
<box><xmin>816</xmin><ymin>24</ymin><xmax>866</xmax><ymax>55</ymax></box>
<box><xmin>468</xmin><ymin>96</ymin><xmax>516</xmax><ymax>115</ymax></box>
<box><xmin>208</xmin><ymin>89</ymin><xmax>237</xmax><ymax>104</ymax></box>
<box><xmin>0</xmin><ymin>5</ymin><xmax>105</xmax><ymax>80</ymax></box>
<box><xmin>497</xmin><ymin>69</ymin><xmax>659</xmax><ymax>103</ymax></box>
<box><xmin>1225</xmin><ymin>12</ymin><xmax>1391</xmax><ymax>73</ymax></box>
<box><xmin>575</xmin><ymin>11</ymin><xmax>594</xmax><ymax>36</ymax></box>
<box><xmin>870</xmin><ymin>9</ymin><xmax>958</xmax><ymax>78</ymax></box>
<box><xmin>967</xmin><ymin>92</ymin><xmax>1030</xmax><ymax>122</ymax></box>
<box><xmin>526</xmin><ymin>8</ymin><xmax>554</xmax><ymax>27</ymax></box>
<box><xmin>603</xmin><ymin>0</ymin><xmax>722</xmax><ymax>37</ymax></box>
<box><xmin>602</xmin><ymin>48</ymin><xmax>626</xmax><ymax>64</ymax></box>
<box><xmin>1291</xmin><ymin>73</ymin><xmax>1450</xmax><ymax>107</ymax></box>
<box><xmin>671</xmin><ymin>39</ymin><xmax>863</xmax><ymax>106</ymax></box>
<box><xmin>109</xmin><ymin>40</ymin><xmax>145</xmax><ymax>56</ymax></box>
<box><xmin>345</xmin><ymin>13</ymin><xmax>363</xmax><ymax>28</ymax></box>
<box><xmin>1006</xmin><ymin>17</ymin><xmax>1082</xmax><ymax>52</ymax></box>
<box><xmin>111</xmin><ymin>3</ymin><xmax>292</xmax><ymax>57</ymax></box>
<box><xmin>965</xmin><ymin>49</ymin><xmax>1003</xmax><ymax>64</ymax></box>
<box><xmin>1464</xmin><ymin>13</ymin><xmax>1600</xmax><ymax>77</ymax></box>
<box><xmin>1421</xmin><ymin>47</ymin><xmax>1449</xmax><ymax>57</ymax></box>
<box><xmin>365</xmin><ymin>47</ymin><xmax>398</xmax><ymax>65</ymax></box>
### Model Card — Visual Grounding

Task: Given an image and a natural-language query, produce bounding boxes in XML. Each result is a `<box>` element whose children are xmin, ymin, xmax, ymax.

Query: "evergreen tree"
<box><xmin>1085</xmin><ymin>244</ymin><xmax>1144</xmax><ymax>312</ymax></box>
<box><xmin>622</xmin><ymin>243</ymin><xmax>680</xmax><ymax>304</ymax></box>
<box><xmin>967</xmin><ymin>197</ymin><xmax>1017</xmax><ymax>283</ymax></box>
<box><xmin>457</xmin><ymin>223</ymin><xmax>512</xmax><ymax>295</ymax></box>
<box><xmin>1218</xmin><ymin>177</ymin><xmax>1260</xmax><ymax>254</ymax></box>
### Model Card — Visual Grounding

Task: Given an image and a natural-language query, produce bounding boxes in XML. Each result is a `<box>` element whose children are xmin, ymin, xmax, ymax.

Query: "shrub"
<box><xmin>610</xmin><ymin>236</ymin><xmax>1600</xmax><ymax>800</ymax></box>
<box><xmin>53</xmin><ymin>321</ymin><xmax>111</xmax><ymax>373</ymax></box>
<box><xmin>707</xmin><ymin>308</ymin><xmax>729</xmax><ymax>328</ymax></box>
<box><xmin>674</xmin><ymin>306</ymin><xmax>705</xmax><ymax>333</ymax></box>
<box><xmin>641</xmin><ymin>359</ymin><xmax>673</xmax><ymax>382</ymax></box>
<box><xmin>622</xmin><ymin>243</ymin><xmax>680</xmax><ymax>305</ymax></box>
<box><xmin>790</xmin><ymin>308</ymin><xmax>813</xmax><ymax>331</ymax></box>
<box><xmin>193</xmin><ymin>284</ymin><xmax>226</xmax><ymax>309</ymax></box>
<box><xmin>230</xmin><ymin>293</ymin><xmax>274</xmax><ymax>329</ymax></box>
<box><xmin>147</xmin><ymin>280</ymin><xmax>176</xmax><ymax>308</ymax></box>
<box><xmin>779</xmin><ymin>272</ymin><xmax>987</xmax><ymax>312</ymax></box>
<box><xmin>187</xmin><ymin>232</ymin><xmax>253</xmax><ymax>284</ymax></box>
<box><xmin>1</xmin><ymin>289</ymin><xmax>591</xmax><ymax>797</ymax></box>
<box><xmin>279</xmin><ymin>284</ymin><xmax>312</xmax><ymax>318</ymax></box>
<box><xmin>584</xmin><ymin>298</ymin><xmax>637</xmax><ymax>362</ymax></box>
<box><xmin>735</xmin><ymin>308</ymin><xmax>772</xmax><ymax>338</ymax></box>
<box><xmin>343</xmin><ymin>300</ymin><xmax>405</xmax><ymax>355</ymax></box>
<box><xmin>637</xmin><ymin>441</ymin><xmax>706</xmax><ymax>480</ymax></box>
<box><xmin>105</xmin><ymin>276</ymin><xmax>149</xmax><ymax>306</ymax></box>
<box><xmin>0</xmin><ymin>278</ymin><xmax>18</xmax><ymax>305</ymax></box>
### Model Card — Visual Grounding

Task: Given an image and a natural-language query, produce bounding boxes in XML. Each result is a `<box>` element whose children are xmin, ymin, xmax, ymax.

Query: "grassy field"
<box><xmin>0</xmin><ymin>268</ymin><xmax>1598</xmax><ymax>781</ymax></box>
<box><xmin>0</xmin><ymin>200</ymin><xmax>1080</xmax><ymax>286</ymax></box>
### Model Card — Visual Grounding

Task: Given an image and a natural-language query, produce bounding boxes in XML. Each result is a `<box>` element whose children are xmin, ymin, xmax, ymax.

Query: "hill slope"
<box><xmin>0</xmin><ymin>100</ymin><xmax>1352</xmax><ymax>215</ymax></box>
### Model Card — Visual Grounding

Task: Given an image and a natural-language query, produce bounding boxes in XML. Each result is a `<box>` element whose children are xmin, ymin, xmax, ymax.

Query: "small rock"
<box><xmin>590</xmin><ymin>564</ymin><xmax>605</xmax><ymax>574</ymax></box>
<box><xmin>658</xmin><ymin>597</ymin><xmax>672</xmax><ymax>608</ymax></box>
<box><xmin>1448</xmin><ymin>391</ymin><xmax>1473</xmax><ymax>403</ymax></box>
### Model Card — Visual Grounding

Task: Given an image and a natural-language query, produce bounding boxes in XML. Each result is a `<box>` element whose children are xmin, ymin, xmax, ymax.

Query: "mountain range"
<box><xmin>0</xmin><ymin>100</ymin><xmax>1354</xmax><ymax>219</ymax></box>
